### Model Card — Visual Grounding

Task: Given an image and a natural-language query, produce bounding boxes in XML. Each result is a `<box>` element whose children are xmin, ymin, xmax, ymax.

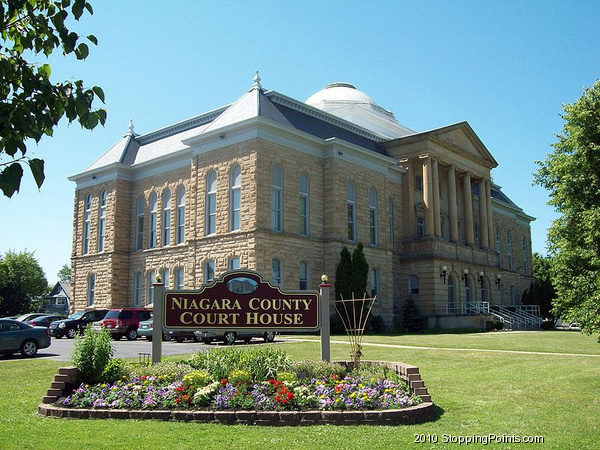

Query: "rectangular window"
<box><xmin>83</xmin><ymin>195</ymin><xmax>91</xmax><ymax>255</ymax></box>
<box><xmin>134</xmin><ymin>273</ymin><xmax>143</xmax><ymax>306</ymax></box>
<box><xmin>299</xmin><ymin>262</ymin><xmax>309</xmax><ymax>290</ymax></box>
<box><xmin>204</xmin><ymin>260</ymin><xmax>215</xmax><ymax>283</ymax></box>
<box><xmin>271</xmin><ymin>190</ymin><xmax>282</xmax><ymax>232</ymax></box>
<box><xmin>228</xmin><ymin>257</ymin><xmax>240</xmax><ymax>270</ymax></box>
<box><xmin>162</xmin><ymin>190</ymin><xmax>171</xmax><ymax>246</ymax></box>
<box><xmin>507</xmin><ymin>231</ymin><xmax>514</xmax><ymax>271</ymax></box>
<box><xmin>371</xmin><ymin>268</ymin><xmax>380</xmax><ymax>303</ymax></box>
<box><xmin>98</xmin><ymin>191</ymin><xmax>106</xmax><ymax>252</ymax></box>
<box><xmin>299</xmin><ymin>195</ymin><xmax>308</xmax><ymax>236</ymax></box>
<box><xmin>496</xmin><ymin>227</ymin><xmax>502</xmax><ymax>267</ymax></box>
<box><xmin>160</xmin><ymin>269</ymin><xmax>170</xmax><ymax>289</ymax></box>
<box><xmin>417</xmin><ymin>217</ymin><xmax>425</xmax><ymax>239</ymax></box>
<box><xmin>415</xmin><ymin>174</ymin><xmax>423</xmax><ymax>192</ymax></box>
<box><xmin>87</xmin><ymin>274</ymin><xmax>95</xmax><ymax>306</ymax></box>
<box><xmin>523</xmin><ymin>238</ymin><xmax>529</xmax><ymax>275</ymax></box>
<box><xmin>272</xmin><ymin>259</ymin><xmax>282</xmax><ymax>285</ymax></box>
<box><xmin>175</xmin><ymin>267</ymin><xmax>184</xmax><ymax>290</ymax></box>
<box><xmin>389</xmin><ymin>197</ymin><xmax>394</xmax><ymax>246</ymax></box>
<box><xmin>147</xmin><ymin>270</ymin><xmax>155</xmax><ymax>305</ymax></box>
<box><xmin>347</xmin><ymin>203</ymin><xmax>356</xmax><ymax>241</ymax></box>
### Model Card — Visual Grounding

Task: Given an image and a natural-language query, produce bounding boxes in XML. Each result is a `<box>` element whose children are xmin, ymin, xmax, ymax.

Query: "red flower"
<box><xmin>176</xmin><ymin>386</ymin><xmax>184</xmax><ymax>392</ymax></box>
<box><xmin>282</xmin><ymin>399</ymin><xmax>287</xmax><ymax>404</ymax></box>
<box><xmin>287</xmin><ymin>392</ymin><xmax>294</xmax><ymax>400</ymax></box>
<box><xmin>221</xmin><ymin>379</ymin><xmax>227</xmax><ymax>385</ymax></box>
<box><xmin>276</xmin><ymin>395</ymin><xmax>281</xmax><ymax>402</ymax></box>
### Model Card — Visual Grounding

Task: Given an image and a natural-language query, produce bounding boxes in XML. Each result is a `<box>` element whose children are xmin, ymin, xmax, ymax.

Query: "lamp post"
<box><xmin>440</xmin><ymin>265</ymin><xmax>448</xmax><ymax>284</ymax></box>
<box><xmin>495</xmin><ymin>274</ymin><xmax>502</xmax><ymax>289</ymax></box>
<box><xmin>461</xmin><ymin>268</ymin><xmax>469</xmax><ymax>287</ymax></box>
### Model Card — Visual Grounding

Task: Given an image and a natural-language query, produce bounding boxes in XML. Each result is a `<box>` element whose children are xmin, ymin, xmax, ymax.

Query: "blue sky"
<box><xmin>1</xmin><ymin>0</ymin><xmax>598</xmax><ymax>283</ymax></box>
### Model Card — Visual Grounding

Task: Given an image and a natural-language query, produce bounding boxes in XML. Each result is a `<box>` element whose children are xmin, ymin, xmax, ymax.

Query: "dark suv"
<box><xmin>49</xmin><ymin>309</ymin><xmax>109</xmax><ymax>339</ymax></box>
<box><xmin>92</xmin><ymin>308</ymin><xmax>152</xmax><ymax>340</ymax></box>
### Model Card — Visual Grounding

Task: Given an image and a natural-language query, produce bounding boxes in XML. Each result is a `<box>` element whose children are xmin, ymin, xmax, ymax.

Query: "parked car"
<box><xmin>15</xmin><ymin>313</ymin><xmax>48</xmax><ymax>322</ymax></box>
<box><xmin>170</xmin><ymin>330</ymin><xmax>201</xmax><ymax>343</ymax></box>
<box><xmin>26</xmin><ymin>315</ymin><xmax>66</xmax><ymax>328</ymax></box>
<box><xmin>92</xmin><ymin>308</ymin><xmax>152</xmax><ymax>340</ymax></box>
<box><xmin>137</xmin><ymin>316</ymin><xmax>171</xmax><ymax>342</ymax></box>
<box><xmin>49</xmin><ymin>309</ymin><xmax>109</xmax><ymax>339</ymax></box>
<box><xmin>0</xmin><ymin>319</ymin><xmax>51</xmax><ymax>357</ymax></box>
<box><xmin>201</xmin><ymin>330</ymin><xmax>277</xmax><ymax>345</ymax></box>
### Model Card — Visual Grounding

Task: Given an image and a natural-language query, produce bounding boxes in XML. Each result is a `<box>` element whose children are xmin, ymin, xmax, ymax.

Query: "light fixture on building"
<box><xmin>478</xmin><ymin>271</ymin><xmax>485</xmax><ymax>285</ymax></box>
<box><xmin>461</xmin><ymin>269</ymin><xmax>469</xmax><ymax>287</ymax></box>
<box><xmin>495</xmin><ymin>274</ymin><xmax>502</xmax><ymax>289</ymax></box>
<box><xmin>321</xmin><ymin>274</ymin><xmax>329</xmax><ymax>283</ymax></box>
<box><xmin>440</xmin><ymin>265</ymin><xmax>448</xmax><ymax>284</ymax></box>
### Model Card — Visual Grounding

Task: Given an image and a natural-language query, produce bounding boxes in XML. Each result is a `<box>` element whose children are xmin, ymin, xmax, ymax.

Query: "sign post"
<box><xmin>151</xmin><ymin>280</ymin><xmax>165</xmax><ymax>365</ymax></box>
<box><xmin>319</xmin><ymin>275</ymin><xmax>331</xmax><ymax>362</ymax></box>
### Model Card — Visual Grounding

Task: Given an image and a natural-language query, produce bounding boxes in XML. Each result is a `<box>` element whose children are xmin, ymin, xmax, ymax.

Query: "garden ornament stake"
<box><xmin>332</xmin><ymin>293</ymin><xmax>377</xmax><ymax>369</ymax></box>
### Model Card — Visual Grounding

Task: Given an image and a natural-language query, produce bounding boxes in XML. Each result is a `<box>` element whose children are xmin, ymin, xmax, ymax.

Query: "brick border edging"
<box><xmin>38</xmin><ymin>360</ymin><xmax>435</xmax><ymax>425</ymax></box>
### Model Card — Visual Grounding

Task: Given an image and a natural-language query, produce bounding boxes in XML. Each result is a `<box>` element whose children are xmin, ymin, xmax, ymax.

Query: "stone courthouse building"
<box><xmin>69</xmin><ymin>75</ymin><xmax>535</xmax><ymax>328</ymax></box>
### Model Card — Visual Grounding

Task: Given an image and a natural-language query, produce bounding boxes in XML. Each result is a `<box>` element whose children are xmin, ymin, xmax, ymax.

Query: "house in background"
<box><xmin>42</xmin><ymin>281</ymin><xmax>71</xmax><ymax>316</ymax></box>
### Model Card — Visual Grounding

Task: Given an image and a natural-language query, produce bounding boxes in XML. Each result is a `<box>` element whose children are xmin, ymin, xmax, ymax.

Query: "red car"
<box><xmin>92</xmin><ymin>308</ymin><xmax>152</xmax><ymax>340</ymax></box>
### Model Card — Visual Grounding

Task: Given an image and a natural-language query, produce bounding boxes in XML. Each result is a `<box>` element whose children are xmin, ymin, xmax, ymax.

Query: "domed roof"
<box><xmin>306</xmin><ymin>82</ymin><xmax>377</xmax><ymax>107</ymax></box>
<box><xmin>305</xmin><ymin>82</ymin><xmax>414</xmax><ymax>139</ymax></box>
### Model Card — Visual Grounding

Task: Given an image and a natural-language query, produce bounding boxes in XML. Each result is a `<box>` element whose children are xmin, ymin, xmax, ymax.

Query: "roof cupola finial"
<box><xmin>127</xmin><ymin>119</ymin><xmax>135</xmax><ymax>136</ymax></box>
<box><xmin>252</xmin><ymin>70</ymin><xmax>262</xmax><ymax>90</ymax></box>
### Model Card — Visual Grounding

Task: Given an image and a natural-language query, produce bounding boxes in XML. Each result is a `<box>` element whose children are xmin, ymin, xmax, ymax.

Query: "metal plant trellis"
<box><xmin>332</xmin><ymin>293</ymin><xmax>377</xmax><ymax>369</ymax></box>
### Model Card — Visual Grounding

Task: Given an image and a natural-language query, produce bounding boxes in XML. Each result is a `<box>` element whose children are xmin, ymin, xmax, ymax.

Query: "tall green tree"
<box><xmin>334</xmin><ymin>246</ymin><xmax>352</xmax><ymax>300</ymax></box>
<box><xmin>0</xmin><ymin>0</ymin><xmax>106</xmax><ymax>197</ymax></box>
<box><xmin>57</xmin><ymin>263</ymin><xmax>71</xmax><ymax>282</ymax></box>
<box><xmin>350</xmin><ymin>242</ymin><xmax>369</xmax><ymax>298</ymax></box>
<box><xmin>534</xmin><ymin>80</ymin><xmax>600</xmax><ymax>337</ymax></box>
<box><xmin>0</xmin><ymin>250</ymin><xmax>48</xmax><ymax>316</ymax></box>
<box><xmin>521</xmin><ymin>253</ymin><xmax>558</xmax><ymax>322</ymax></box>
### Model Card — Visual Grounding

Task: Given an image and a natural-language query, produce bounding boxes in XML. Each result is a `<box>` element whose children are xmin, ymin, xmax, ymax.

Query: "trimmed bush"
<box><xmin>71</xmin><ymin>325</ymin><xmax>113</xmax><ymax>384</ymax></box>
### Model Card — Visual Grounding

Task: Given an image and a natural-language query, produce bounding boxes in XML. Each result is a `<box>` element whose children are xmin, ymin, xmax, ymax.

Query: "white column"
<box><xmin>422</xmin><ymin>156</ymin><xmax>434</xmax><ymax>237</ymax></box>
<box><xmin>478</xmin><ymin>179</ymin><xmax>489</xmax><ymax>248</ymax></box>
<box><xmin>432</xmin><ymin>159</ymin><xmax>441</xmax><ymax>237</ymax></box>
<box><xmin>448</xmin><ymin>166</ymin><xmax>459</xmax><ymax>242</ymax></box>
<box><xmin>463</xmin><ymin>173</ymin><xmax>474</xmax><ymax>246</ymax></box>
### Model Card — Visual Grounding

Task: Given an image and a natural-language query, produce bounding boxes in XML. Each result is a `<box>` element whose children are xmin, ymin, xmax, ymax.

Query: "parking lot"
<box><xmin>0</xmin><ymin>335</ymin><xmax>281</xmax><ymax>362</ymax></box>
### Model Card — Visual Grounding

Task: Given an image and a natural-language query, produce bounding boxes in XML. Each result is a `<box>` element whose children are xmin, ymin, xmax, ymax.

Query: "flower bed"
<box><xmin>40</xmin><ymin>348</ymin><xmax>435</xmax><ymax>425</ymax></box>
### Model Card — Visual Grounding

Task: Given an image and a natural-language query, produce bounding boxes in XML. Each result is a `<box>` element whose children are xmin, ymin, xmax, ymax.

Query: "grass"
<box><xmin>0</xmin><ymin>331</ymin><xmax>598</xmax><ymax>449</ymax></box>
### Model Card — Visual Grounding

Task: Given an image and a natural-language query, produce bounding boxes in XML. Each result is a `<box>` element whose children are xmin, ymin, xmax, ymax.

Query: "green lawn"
<box><xmin>0</xmin><ymin>331</ymin><xmax>598</xmax><ymax>449</ymax></box>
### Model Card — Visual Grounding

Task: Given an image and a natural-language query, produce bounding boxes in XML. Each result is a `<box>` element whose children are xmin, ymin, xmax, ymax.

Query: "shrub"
<box><xmin>71</xmin><ymin>325</ymin><xmax>113</xmax><ymax>384</ymax></box>
<box><xmin>486</xmin><ymin>320</ymin><xmax>505</xmax><ymax>331</ymax></box>
<box><xmin>182</xmin><ymin>370</ymin><xmax>212</xmax><ymax>389</ymax></box>
<box><xmin>369</xmin><ymin>314</ymin><xmax>387</xmax><ymax>333</ymax></box>
<box><xmin>291</xmin><ymin>360</ymin><xmax>347</xmax><ymax>381</ymax></box>
<box><xmin>101</xmin><ymin>358</ymin><xmax>126</xmax><ymax>384</ymax></box>
<box><xmin>541</xmin><ymin>320</ymin><xmax>555</xmax><ymax>330</ymax></box>
<box><xmin>401</xmin><ymin>297</ymin><xmax>426</xmax><ymax>332</ymax></box>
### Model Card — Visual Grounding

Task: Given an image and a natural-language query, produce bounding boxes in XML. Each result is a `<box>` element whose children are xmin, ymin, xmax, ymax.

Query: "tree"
<box><xmin>57</xmin><ymin>263</ymin><xmax>71</xmax><ymax>282</ymax></box>
<box><xmin>0</xmin><ymin>0</ymin><xmax>106</xmax><ymax>197</ymax></box>
<box><xmin>334</xmin><ymin>246</ymin><xmax>352</xmax><ymax>300</ymax></box>
<box><xmin>350</xmin><ymin>242</ymin><xmax>369</xmax><ymax>298</ymax></box>
<box><xmin>0</xmin><ymin>250</ymin><xmax>48</xmax><ymax>316</ymax></box>
<box><xmin>534</xmin><ymin>80</ymin><xmax>600</xmax><ymax>337</ymax></box>
<box><xmin>521</xmin><ymin>253</ymin><xmax>558</xmax><ymax>322</ymax></box>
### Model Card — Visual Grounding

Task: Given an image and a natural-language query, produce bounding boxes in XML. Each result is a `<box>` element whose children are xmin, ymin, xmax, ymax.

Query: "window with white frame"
<box><xmin>371</xmin><ymin>268</ymin><xmax>380</xmax><ymax>303</ymax></box>
<box><xmin>135</xmin><ymin>195</ymin><xmax>144</xmax><ymax>251</ymax></box>
<box><xmin>299</xmin><ymin>261</ymin><xmax>309</xmax><ymax>290</ymax></box>
<box><xmin>389</xmin><ymin>196</ymin><xmax>394</xmax><ymax>246</ymax></box>
<box><xmin>176</xmin><ymin>186</ymin><xmax>185</xmax><ymax>244</ymax></box>
<box><xmin>175</xmin><ymin>267</ymin><xmax>184</xmax><ymax>290</ymax></box>
<box><xmin>206</xmin><ymin>171</ymin><xmax>217</xmax><ymax>235</ymax></box>
<box><xmin>272</xmin><ymin>258</ymin><xmax>282</xmax><ymax>285</ymax></box>
<box><xmin>230</xmin><ymin>165</ymin><xmax>241</xmax><ymax>231</ymax></box>
<box><xmin>83</xmin><ymin>194</ymin><xmax>91</xmax><ymax>254</ymax></box>
<box><xmin>147</xmin><ymin>270</ymin><xmax>155</xmax><ymax>305</ymax></box>
<box><xmin>160</xmin><ymin>268</ymin><xmax>170</xmax><ymax>289</ymax></box>
<box><xmin>87</xmin><ymin>273</ymin><xmax>95</xmax><ymax>306</ymax></box>
<box><xmin>162</xmin><ymin>189</ymin><xmax>171</xmax><ymax>246</ymax></box>
<box><xmin>133</xmin><ymin>272</ymin><xmax>143</xmax><ymax>306</ymax></box>
<box><xmin>299</xmin><ymin>172</ymin><xmax>309</xmax><ymax>237</ymax></box>
<box><xmin>369</xmin><ymin>187</ymin><xmax>378</xmax><ymax>246</ymax></box>
<box><xmin>271</xmin><ymin>165</ymin><xmax>283</xmax><ymax>232</ymax></box>
<box><xmin>204</xmin><ymin>260</ymin><xmax>215</xmax><ymax>283</ymax></box>
<box><xmin>148</xmin><ymin>192</ymin><xmax>157</xmax><ymax>248</ymax></box>
<box><xmin>97</xmin><ymin>190</ymin><xmax>106</xmax><ymax>252</ymax></box>
<box><xmin>347</xmin><ymin>181</ymin><xmax>356</xmax><ymax>241</ymax></box>
<box><xmin>409</xmin><ymin>275</ymin><xmax>419</xmax><ymax>295</ymax></box>
<box><xmin>228</xmin><ymin>257</ymin><xmax>240</xmax><ymax>270</ymax></box>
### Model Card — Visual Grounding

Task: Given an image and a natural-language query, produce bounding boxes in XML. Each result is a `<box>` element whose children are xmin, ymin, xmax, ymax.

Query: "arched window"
<box><xmin>299</xmin><ymin>172</ymin><xmax>309</xmax><ymax>237</ymax></box>
<box><xmin>176</xmin><ymin>186</ymin><xmax>185</xmax><ymax>244</ymax></box>
<box><xmin>447</xmin><ymin>276</ymin><xmax>456</xmax><ymax>313</ymax></box>
<box><xmin>83</xmin><ymin>194</ymin><xmax>91</xmax><ymax>254</ymax></box>
<box><xmin>148</xmin><ymin>192</ymin><xmax>157</xmax><ymax>248</ymax></box>
<box><xmin>272</xmin><ymin>258</ymin><xmax>282</xmax><ymax>285</ymax></box>
<box><xmin>87</xmin><ymin>273</ymin><xmax>95</xmax><ymax>306</ymax></box>
<box><xmin>409</xmin><ymin>275</ymin><xmax>419</xmax><ymax>295</ymax></box>
<box><xmin>230</xmin><ymin>165</ymin><xmax>241</xmax><ymax>231</ymax></box>
<box><xmin>206</xmin><ymin>171</ymin><xmax>217</xmax><ymax>235</ymax></box>
<box><xmin>147</xmin><ymin>269</ymin><xmax>155</xmax><ymax>305</ymax></box>
<box><xmin>480</xmin><ymin>278</ymin><xmax>488</xmax><ymax>302</ymax></box>
<box><xmin>369</xmin><ymin>187</ymin><xmax>378</xmax><ymax>246</ymax></box>
<box><xmin>389</xmin><ymin>196</ymin><xmax>394</xmax><ymax>246</ymax></box>
<box><xmin>133</xmin><ymin>272</ymin><xmax>143</xmax><ymax>306</ymax></box>
<box><xmin>162</xmin><ymin>189</ymin><xmax>171</xmax><ymax>246</ymax></box>
<box><xmin>135</xmin><ymin>196</ymin><xmax>145</xmax><ymax>251</ymax></box>
<box><xmin>271</xmin><ymin>165</ymin><xmax>283</xmax><ymax>232</ymax></box>
<box><xmin>97</xmin><ymin>190</ymin><xmax>106</xmax><ymax>252</ymax></box>
<box><xmin>299</xmin><ymin>261</ymin><xmax>309</xmax><ymax>290</ymax></box>
<box><xmin>347</xmin><ymin>182</ymin><xmax>356</xmax><ymax>241</ymax></box>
